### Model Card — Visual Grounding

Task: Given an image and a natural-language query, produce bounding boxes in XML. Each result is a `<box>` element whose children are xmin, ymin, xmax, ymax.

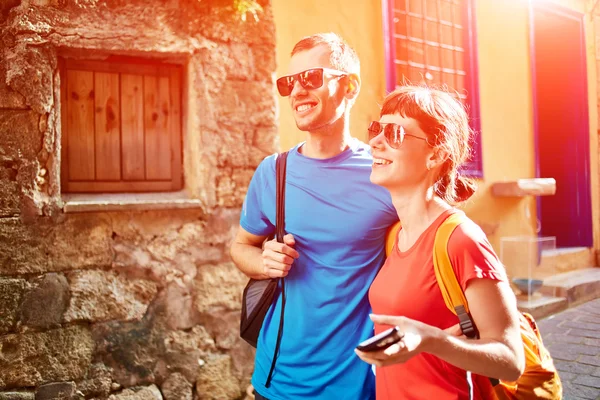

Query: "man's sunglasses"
<box><xmin>368</xmin><ymin>121</ymin><xmax>430</xmax><ymax>149</ymax></box>
<box><xmin>276</xmin><ymin>68</ymin><xmax>347</xmax><ymax>97</ymax></box>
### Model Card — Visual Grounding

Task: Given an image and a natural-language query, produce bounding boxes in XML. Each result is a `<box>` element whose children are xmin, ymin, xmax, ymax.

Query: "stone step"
<box><xmin>516</xmin><ymin>294</ymin><xmax>568</xmax><ymax>320</ymax></box>
<box><xmin>538</xmin><ymin>267</ymin><xmax>600</xmax><ymax>307</ymax></box>
<box><xmin>536</xmin><ymin>247</ymin><xmax>596</xmax><ymax>277</ymax></box>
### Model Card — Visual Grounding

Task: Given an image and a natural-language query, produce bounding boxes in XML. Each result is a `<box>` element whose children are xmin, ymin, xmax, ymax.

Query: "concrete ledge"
<box><xmin>539</xmin><ymin>267</ymin><xmax>600</xmax><ymax>307</ymax></box>
<box><xmin>537</xmin><ymin>247</ymin><xmax>596</xmax><ymax>276</ymax></box>
<box><xmin>491</xmin><ymin>178</ymin><xmax>556</xmax><ymax>197</ymax></box>
<box><xmin>62</xmin><ymin>192</ymin><xmax>204</xmax><ymax>213</ymax></box>
<box><xmin>517</xmin><ymin>294</ymin><xmax>568</xmax><ymax>319</ymax></box>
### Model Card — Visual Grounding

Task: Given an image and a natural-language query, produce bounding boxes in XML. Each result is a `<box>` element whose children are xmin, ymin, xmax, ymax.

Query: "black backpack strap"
<box><xmin>265</xmin><ymin>151</ymin><xmax>288</xmax><ymax>388</ymax></box>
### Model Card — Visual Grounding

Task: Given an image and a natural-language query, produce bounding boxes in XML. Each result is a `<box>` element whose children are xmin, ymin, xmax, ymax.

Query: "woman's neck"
<box><xmin>390</xmin><ymin>187</ymin><xmax>452</xmax><ymax>251</ymax></box>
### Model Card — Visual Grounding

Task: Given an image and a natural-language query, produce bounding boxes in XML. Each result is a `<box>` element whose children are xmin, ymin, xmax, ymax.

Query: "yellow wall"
<box><xmin>271</xmin><ymin>0</ymin><xmax>387</xmax><ymax>150</ymax></box>
<box><xmin>272</xmin><ymin>0</ymin><xmax>599</xmax><ymax>254</ymax></box>
<box><xmin>463</xmin><ymin>0</ymin><xmax>538</xmax><ymax>251</ymax></box>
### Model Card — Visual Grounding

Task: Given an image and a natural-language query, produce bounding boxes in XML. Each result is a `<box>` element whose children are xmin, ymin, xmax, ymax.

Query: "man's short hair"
<box><xmin>291</xmin><ymin>32</ymin><xmax>360</xmax><ymax>75</ymax></box>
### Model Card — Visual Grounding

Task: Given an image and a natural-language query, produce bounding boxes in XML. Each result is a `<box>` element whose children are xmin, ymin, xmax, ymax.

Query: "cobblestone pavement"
<box><xmin>538</xmin><ymin>298</ymin><xmax>600</xmax><ymax>400</ymax></box>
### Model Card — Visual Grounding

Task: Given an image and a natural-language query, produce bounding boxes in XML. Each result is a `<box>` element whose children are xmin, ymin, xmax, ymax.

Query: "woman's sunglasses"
<box><xmin>368</xmin><ymin>121</ymin><xmax>430</xmax><ymax>149</ymax></box>
<box><xmin>276</xmin><ymin>68</ymin><xmax>347</xmax><ymax>97</ymax></box>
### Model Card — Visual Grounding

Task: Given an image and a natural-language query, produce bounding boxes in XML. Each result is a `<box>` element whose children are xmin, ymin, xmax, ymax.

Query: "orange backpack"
<box><xmin>385</xmin><ymin>213</ymin><xmax>562</xmax><ymax>399</ymax></box>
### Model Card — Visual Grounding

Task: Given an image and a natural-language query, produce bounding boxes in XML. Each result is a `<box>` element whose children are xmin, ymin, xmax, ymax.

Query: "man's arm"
<box><xmin>230</xmin><ymin>225</ymin><xmax>270</xmax><ymax>280</ymax></box>
<box><xmin>230</xmin><ymin>225</ymin><xmax>299</xmax><ymax>280</ymax></box>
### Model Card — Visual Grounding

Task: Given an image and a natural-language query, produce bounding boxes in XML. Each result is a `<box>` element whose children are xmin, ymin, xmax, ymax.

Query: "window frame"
<box><xmin>59</xmin><ymin>57</ymin><xmax>184</xmax><ymax>193</ymax></box>
<box><xmin>382</xmin><ymin>0</ymin><xmax>483</xmax><ymax>177</ymax></box>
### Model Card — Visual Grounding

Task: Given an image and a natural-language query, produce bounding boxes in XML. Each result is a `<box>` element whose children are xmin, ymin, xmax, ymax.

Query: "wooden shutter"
<box><xmin>60</xmin><ymin>59</ymin><xmax>183</xmax><ymax>193</ymax></box>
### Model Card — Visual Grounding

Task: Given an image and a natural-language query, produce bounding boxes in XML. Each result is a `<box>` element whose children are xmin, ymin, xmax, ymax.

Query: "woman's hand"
<box><xmin>355</xmin><ymin>315</ymin><xmax>463</xmax><ymax>367</ymax></box>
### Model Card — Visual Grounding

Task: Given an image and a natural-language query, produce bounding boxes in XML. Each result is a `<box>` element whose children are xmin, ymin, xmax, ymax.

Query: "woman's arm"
<box><xmin>357</xmin><ymin>278</ymin><xmax>525</xmax><ymax>382</ymax></box>
<box><xmin>427</xmin><ymin>277</ymin><xmax>525</xmax><ymax>380</ymax></box>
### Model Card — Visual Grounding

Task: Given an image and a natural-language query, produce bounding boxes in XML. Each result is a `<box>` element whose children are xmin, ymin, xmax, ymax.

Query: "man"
<box><xmin>230</xmin><ymin>33</ymin><xmax>398</xmax><ymax>400</ymax></box>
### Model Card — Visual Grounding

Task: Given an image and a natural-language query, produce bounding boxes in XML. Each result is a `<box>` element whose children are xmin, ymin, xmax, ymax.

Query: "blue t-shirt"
<box><xmin>240</xmin><ymin>138</ymin><xmax>398</xmax><ymax>400</ymax></box>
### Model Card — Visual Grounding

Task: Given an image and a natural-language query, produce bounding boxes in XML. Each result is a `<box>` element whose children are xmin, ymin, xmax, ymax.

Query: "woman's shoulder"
<box><xmin>444</xmin><ymin>211</ymin><xmax>501</xmax><ymax>264</ymax></box>
<box><xmin>444</xmin><ymin>211</ymin><xmax>506</xmax><ymax>281</ymax></box>
<box><xmin>446</xmin><ymin>212</ymin><xmax>490</xmax><ymax>247</ymax></box>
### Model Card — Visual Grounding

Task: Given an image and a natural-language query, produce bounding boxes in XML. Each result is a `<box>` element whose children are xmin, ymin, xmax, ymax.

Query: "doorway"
<box><xmin>530</xmin><ymin>1</ymin><xmax>593</xmax><ymax>248</ymax></box>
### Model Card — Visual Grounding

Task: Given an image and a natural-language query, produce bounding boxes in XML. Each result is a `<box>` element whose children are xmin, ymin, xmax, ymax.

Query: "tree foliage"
<box><xmin>233</xmin><ymin>0</ymin><xmax>263</xmax><ymax>21</ymax></box>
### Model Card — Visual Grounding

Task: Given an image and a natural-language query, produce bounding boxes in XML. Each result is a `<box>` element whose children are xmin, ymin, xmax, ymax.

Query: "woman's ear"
<box><xmin>426</xmin><ymin>148</ymin><xmax>448</xmax><ymax>171</ymax></box>
<box><xmin>346</xmin><ymin>73</ymin><xmax>361</xmax><ymax>99</ymax></box>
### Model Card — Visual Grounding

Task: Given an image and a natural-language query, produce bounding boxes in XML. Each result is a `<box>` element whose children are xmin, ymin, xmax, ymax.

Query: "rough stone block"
<box><xmin>35</xmin><ymin>382</ymin><xmax>75</xmax><ymax>400</ymax></box>
<box><xmin>111</xmin><ymin>210</ymin><xmax>233</xmax><ymax>284</ymax></box>
<box><xmin>92</xmin><ymin>320</ymin><xmax>159</xmax><ymax>387</ymax></box>
<box><xmin>161</xmin><ymin>373</ymin><xmax>192</xmax><ymax>400</ymax></box>
<box><xmin>152</xmin><ymin>284</ymin><xmax>198</xmax><ymax>331</ymax></box>
<box><xmin>108</xmin><ymin>385</ymin><xmax>162</xmax><ymax>400</ymax></box>
<box><xmin>75</xmin><ymin>363</ymin><xmax>112</xmax><ymax>398</ymax></box>
<box><xmin>214</xmin><ymin>81</ymin><xmax>275</xmax><ymax>126</ymax></box>
<box><xmin>3</xmin><ymin>45</ymin><xmax>56</xmax><ymax>115</ymax></box>
<box><xmin>228</xmin><ymin>338</ymin><xmax>255</xmax><ymax>389</ymax></box>
<box><xmin>21</xmin><ymin>273</ymin><xmax>69</xmax><ymax>329</ymax></box>
<box><xmin>162</xmin><ymin>326</ymin><xmax>216</xmax><ymax>384</ymax></box>
<box><xmin>216</xmin><ymin>168</ymin><xmax>255</xmax><ymax>208</ymax></box>
<box><xmin>250</xmin><ymin>44</ymin><xmax>276</xmax><ymax>82</ymax></box>
<box><xmin>0</xmin><ymin>326</ymin><xmax>94</xmax><ymax>389</ymax></box>
<box><xmin>0</xmin><ymin>110</ymin><xmax>42</xmax><ymax>164</ymax></box>
<box><xmin>213</xmin><ymin>125</ymin><xmax>252</xmax><ymax>168</ymax></box>
<box><xmin>0</xmin><ymin>215</ymin><xmax>113</xmax><ymax>275</ymax></box>
<box><xmin>64</xmin><ymin>270</ymin><xmax>157</xmax><ymax>323</ymax></box>
<box><xmin>46</xmin><ymin>215</ymin><xmax>114</xmax><ymax>273</ymax></box>
<box><xmin>0</xmin><ymin>392</ymin><xmax>35</xmax><ymax>400</ymax></box>
<box><xmin>249</xmin><ymin>124</ymin><xmax>278</xmax><ymax>156</ymax></box>
<box><xmin>195</xmin><ymin>355</ymin><xmax>241</xmax><ymax>400</ymax></box>
<box><xmin>0</xmin><ymin>278</ymin><xmax>26</xmax><ymax>334</ymax></box>
<box><xmin>0</xmin><ymin>166</ymin><xmax>20</xmax><ymax>217</ymax></box>
<box><xmin>226</xmin><ymin>43</ymin><xmax>255</xmax><ymax>81</ymax></box>
<box><xmin>197</xmin><ymin>311</ymin><xmax>255</xmax><ymax>383</ymax></box>
<box><xmin>193</xmin><ymin>263</ymin><xmax>248</xmax><ymax>314</ymax></box>
<box><xmin>0</xmin><ymin>218</ymin><xmax>48</xmax><ymax>275</ymax></box>
<box><xmin>0</xmin><ymin>63</ymin><xmax>27</xmax><ymax>109</ymax></box>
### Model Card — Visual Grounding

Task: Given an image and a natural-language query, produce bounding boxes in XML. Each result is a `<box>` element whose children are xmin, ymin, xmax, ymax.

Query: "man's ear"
<box><xmin>346</xmin><ymin>73</ymin><xmax>361</xmax><ymax>99</ymax></box>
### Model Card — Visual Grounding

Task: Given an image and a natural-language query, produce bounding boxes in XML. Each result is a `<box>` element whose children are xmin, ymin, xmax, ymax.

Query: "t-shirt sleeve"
<box><xmin>447</xmin><ymin>219</ymin><xmax>508</xmax><ymax>291</ymax></box>
<box><xmin>240</xmin><ymin>155</ymin><xmax>276</xmax><ymax>237</ymax></box>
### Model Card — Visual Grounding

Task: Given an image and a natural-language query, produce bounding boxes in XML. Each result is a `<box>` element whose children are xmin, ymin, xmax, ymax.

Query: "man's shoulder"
<box><xmin>254</xmin><ymin>152</ymin><xmax>279</xmax><ymax>174</ymax></box>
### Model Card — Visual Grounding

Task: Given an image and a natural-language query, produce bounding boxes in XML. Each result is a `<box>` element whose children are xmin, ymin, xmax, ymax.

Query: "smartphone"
<box><xmin>356</xmin><ymin>326</ymin><xmax>404</xmax><ymax>352</ymax></box>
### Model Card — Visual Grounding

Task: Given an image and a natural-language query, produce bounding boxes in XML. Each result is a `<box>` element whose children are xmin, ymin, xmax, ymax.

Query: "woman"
<box><xmin>356</xmin><ymin>86</ymin><xmax>525</xmax><ymax>399</ymax></box>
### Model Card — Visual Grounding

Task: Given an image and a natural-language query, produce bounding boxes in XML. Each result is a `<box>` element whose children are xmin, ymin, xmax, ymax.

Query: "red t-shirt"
<box><xmin>369</xmin><ymin>210</ymin><xmax>507</xmax><ymax>400</ymax></box>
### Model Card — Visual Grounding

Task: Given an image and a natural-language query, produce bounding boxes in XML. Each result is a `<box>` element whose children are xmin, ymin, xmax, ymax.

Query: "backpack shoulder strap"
<box><xmin>275</xmin><ymin>151</ymin><xmax>289</xmax><ymax>243</ymax></box>
<box><xmin>265</xmin><ymin>150</ymin><xmax>289</xmax><ymax>388</ymax></box>
<box><xmin>433</xmin><ymin>212</ymin><xmax>478</xmax><ymax>338</ymax></box>
<box><xmin>385</xmin><ymin>221</ymin><xmax>402</xmax><ymax>256</ymax></box>
<box><xmin>434</xmin><ymin>213</ymin><xmax>500</xmax><ymax>387</ymax></box>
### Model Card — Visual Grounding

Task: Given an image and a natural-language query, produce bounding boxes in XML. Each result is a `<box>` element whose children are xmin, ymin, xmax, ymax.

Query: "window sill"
<box><xmin>62</xmin><ymin>192</ymin><xmax>203</xmax><ymax>213</ymax></box>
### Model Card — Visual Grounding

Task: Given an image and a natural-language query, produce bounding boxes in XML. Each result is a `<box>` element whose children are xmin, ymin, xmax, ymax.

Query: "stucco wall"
<box><xmin>272</xmin><ymin>0</ymin><xmax>387</xmax><ymax>150</ymax></box>
<box><xmin>273</xmin><ymin>0</ymin><xmax>600</xmax><ymax>253</ymax></box>
<box><xmin>462</xmin><ymin>0</ymin><xmax>538</xmax><ymax>250</ymax></box>
<box><xmin>0</xmin><ymin>0</ymin><xmax>277</xmax><ymax>398</ymax></box>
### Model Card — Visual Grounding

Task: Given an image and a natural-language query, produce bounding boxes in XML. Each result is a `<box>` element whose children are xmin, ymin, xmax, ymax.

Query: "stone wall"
<box><xmin>0</xmin><ymin>0</ymin><xmax>277</xmax><ymax>398</ymax></box>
